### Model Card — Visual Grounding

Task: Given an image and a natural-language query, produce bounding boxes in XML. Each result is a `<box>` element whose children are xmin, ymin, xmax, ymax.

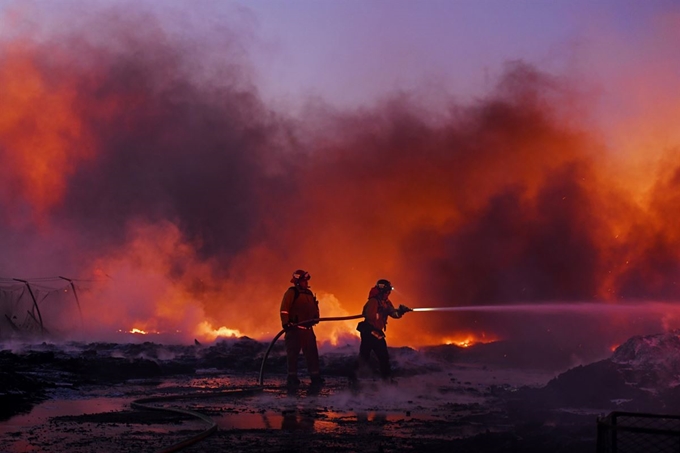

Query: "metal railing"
<box><xmin>597</xmin><ymin>411</ymin><xmax>680</xmax><ymax>453</ymax></box>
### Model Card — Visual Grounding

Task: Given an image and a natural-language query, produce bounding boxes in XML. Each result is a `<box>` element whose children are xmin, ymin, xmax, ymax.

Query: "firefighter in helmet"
<box><xmin>280</xmin><ymin>269</ymin><xmax>323</xmax><ymax>388</ymax></box>
<box><xmin>353</xmin><ymin>279</ymin><xmax>411</xmax><ymax>382</ymax></box>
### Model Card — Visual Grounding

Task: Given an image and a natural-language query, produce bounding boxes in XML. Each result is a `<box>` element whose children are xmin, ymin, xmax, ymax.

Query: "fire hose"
<box><xmin>131</xmin><ymin>389</ymin><xmax>261</xmax><ymax>453</ymax></box>
<box><xmin>258</xmin><ymin>304</ymin><xmax>414</xmax><ymax>385</ymax></box>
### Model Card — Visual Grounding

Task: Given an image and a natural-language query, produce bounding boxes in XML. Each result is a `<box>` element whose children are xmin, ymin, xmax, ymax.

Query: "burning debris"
<box><xmin>0</xmin><ymin>278</ymin><xmax>84</xmax><ymax>341</ymax></box>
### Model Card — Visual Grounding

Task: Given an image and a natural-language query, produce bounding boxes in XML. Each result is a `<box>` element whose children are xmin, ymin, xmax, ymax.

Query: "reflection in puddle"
<box><xmin>0</xmin><ymin>373</ymin><xmax>483</xmax><ymax>445</ymax></box>
<box><xmin>0</xmin><ymin>397</ymin><xmax>131</xmax><ymax>434</ymax></box>
<box><xmin>215</xmin><ymin>409</ymin><xmax>439</xmax><ymax>434</ymax></box>
<box><xmin>217</xmin><ymin>412</ymin><xmax>283</xmax><ymax>430</ymax></box>
<box><xmin>0</xmin><ymin>369</ymin><xmax>520</xmax><ymax>453</ymax></box>
<box><xmin>281</xmin><ymin>411</ymin><xmax>315</xmax><ymax>432</ymax></box>
<box><xmin>216</xmin><ymin>411</ymin><xmax>321</xmax><ymax>432</ymax></box>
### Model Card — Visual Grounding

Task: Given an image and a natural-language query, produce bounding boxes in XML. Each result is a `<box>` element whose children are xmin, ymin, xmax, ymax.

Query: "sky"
<box><xmin>0</xmin><ymin>0</ymin><xmax>679</xmax><ymax>366</ymax></box>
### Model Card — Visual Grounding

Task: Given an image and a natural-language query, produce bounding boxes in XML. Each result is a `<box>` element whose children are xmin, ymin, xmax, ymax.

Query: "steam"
<box><xmin>0</xmin><ymin>3</ymin><xmax>679</xmax><ymax>367</ymax></box>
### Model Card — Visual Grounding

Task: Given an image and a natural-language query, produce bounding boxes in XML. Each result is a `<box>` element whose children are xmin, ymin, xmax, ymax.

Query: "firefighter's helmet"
<box><xmin>290</xmin><ymin>269</ymin><xmax>311</xmax><ymax>284</ymax></box>
<box><xmin>376</xmin><ymin>279</ymin><xmax>393</xmax><ymax>292</ymax></box>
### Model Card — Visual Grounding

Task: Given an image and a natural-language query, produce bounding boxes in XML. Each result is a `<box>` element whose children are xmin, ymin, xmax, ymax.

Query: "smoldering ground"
<box><xmin>1</xmin><ymin>4</ymin><xmax>680</xmax><ymax>367</ymax></box>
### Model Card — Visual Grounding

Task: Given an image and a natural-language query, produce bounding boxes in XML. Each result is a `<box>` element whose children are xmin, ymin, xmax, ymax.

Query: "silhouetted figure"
<box><xmin>352</xmin><ymin>279</ymin><xmax>410</xmax><ymax>383</ymax></box>
<box><xmin>280</xmin><ymin>269</ymin><xmax>324</xmax><ymax>389</ymax></box>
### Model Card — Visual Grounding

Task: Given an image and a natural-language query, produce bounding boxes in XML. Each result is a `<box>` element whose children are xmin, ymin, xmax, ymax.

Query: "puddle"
<box><xmin>0</xmin><ymin>372</ymin><xmax>497</xmax><ymax>442</ymax></box>
<box><xmin>0</xmin><ymin>397</ymin><xmax>131</xmax><ymax>434</ymax></box>
<box><xmin>211</xmin><ymin>405</ymin><xmax>444</xmax><ymax>434</ymax></box>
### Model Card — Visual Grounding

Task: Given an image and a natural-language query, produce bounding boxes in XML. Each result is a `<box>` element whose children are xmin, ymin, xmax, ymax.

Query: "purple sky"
<box><xmin>190</xmin><ymin>1</ymin><xmax>676</xmax><ymax>158</ymax></box>
<box><xmin>220</xmin><ymin>1</ymin><xmax>678</xmax><ymax>130</ymax></box>
<box><xmin>3</xmin><ymin>0</ymin><xmax>677</xmax><ymax>125</ymax></box>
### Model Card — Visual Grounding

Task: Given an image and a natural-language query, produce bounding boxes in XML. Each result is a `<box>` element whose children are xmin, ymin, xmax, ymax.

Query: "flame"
<box><xmin>75</xmin><ymin>221</ymin><xmax>221</xmax><ymax>343</ymax></box>
<box><xmin>129</xmin><ymin>328</ymin><xmax>149</xmax><ymax>335</ymax></box>
<box><xmin>443</xmin><ymin>332</ymin><xmax>497</xmax><ymax>348</ymax></box>
<box><xmin>196</xmin><ymin>321</ymin><xmax>242</xmax><ymax>341</ymax></box>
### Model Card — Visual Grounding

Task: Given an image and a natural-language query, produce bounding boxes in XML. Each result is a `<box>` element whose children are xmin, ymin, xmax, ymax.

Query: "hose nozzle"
<box><xmin>398</xmin><ymin>304</ymin><xmax>413</xmax><ymax>315</ymax></box>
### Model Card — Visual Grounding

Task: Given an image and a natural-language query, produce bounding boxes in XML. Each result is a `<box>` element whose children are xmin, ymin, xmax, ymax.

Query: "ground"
<box><xmin>0</xmin><ymin>339</ymin><xmax>610</xmax><ymax>452</ymax></box>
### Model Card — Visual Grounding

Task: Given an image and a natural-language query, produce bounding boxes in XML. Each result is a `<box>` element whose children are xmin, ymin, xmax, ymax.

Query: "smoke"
<box><xmin>1</xmin><ymin>4</ymin><xmax>679</xmax><ymax>366</ymax></box>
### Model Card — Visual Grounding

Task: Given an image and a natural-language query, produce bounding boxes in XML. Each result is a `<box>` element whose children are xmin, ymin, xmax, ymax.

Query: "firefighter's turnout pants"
<box><xmin>358</xmin><ymin>330</ymin><xmax>391</xmax><ymax>379</ymax></box>
<box><xmin>284</xmin><ymin>327</ymin><xmax>320</xmax><ymax>377</ymax></box>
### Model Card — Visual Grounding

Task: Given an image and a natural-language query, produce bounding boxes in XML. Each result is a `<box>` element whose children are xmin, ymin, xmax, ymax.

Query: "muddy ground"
<box><xmin>0</xmin><ymin>338</ymin><xmax>620</xmax><ymax>452</ymax></box>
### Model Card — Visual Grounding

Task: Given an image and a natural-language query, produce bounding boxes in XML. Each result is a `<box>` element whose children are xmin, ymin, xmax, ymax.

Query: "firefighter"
<box><xmin>353</xmin><ymin>279</ymin><xmax>411</xmax><ymax>382</ymax></box>
<box><xmin>280</xmin><ymin>269</ymin><xmax>323</xmax><ymax>389</ymax></box>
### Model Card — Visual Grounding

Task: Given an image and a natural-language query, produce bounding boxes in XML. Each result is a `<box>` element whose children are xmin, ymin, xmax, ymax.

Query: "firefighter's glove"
<box><xmin>397</xmin><ymin>304</ymin><xmax>412</xmax><ymax>316</ymax></box>
<box><xmin>282</xmin><ymin>322</ymin><xmax>293</xmax><ymax>330</ymax></box>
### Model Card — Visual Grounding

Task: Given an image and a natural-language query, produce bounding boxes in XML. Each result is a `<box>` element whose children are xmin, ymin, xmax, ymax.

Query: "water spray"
<box><xmin>411</xmin><ymin>302</ymin><xmax>669</xmax><ymax>314</ymax></box>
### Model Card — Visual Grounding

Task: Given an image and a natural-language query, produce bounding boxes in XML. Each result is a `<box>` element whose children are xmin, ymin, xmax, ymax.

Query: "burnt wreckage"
<box><xmin>0</xmin><ymin>277</ymin><xmax>84</xmax><ymax>341</ymax></box>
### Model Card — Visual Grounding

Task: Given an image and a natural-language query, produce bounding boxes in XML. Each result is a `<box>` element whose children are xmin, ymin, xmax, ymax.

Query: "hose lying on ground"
<box><xmin>131</xmin><ymin>388</ymin><xmax>263</xmax><ymax>453</ymax></box>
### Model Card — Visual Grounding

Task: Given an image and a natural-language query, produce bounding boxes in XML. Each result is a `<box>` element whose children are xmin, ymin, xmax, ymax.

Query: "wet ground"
<box><xmin>0</xmin><ymin>366</ymin><xmax>598</xmax><ymax>452</ymax></box>
<box><xmin>0</xmin><ymin>339</ymin><xmax>616</xmax><ymax>452</ymax></box>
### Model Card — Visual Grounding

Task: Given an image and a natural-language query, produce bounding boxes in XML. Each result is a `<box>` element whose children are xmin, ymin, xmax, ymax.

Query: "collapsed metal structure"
<box><xmin>0</xmin><ymin>276</ymin><xmax>83</xmax><ymax>341</ymax></box>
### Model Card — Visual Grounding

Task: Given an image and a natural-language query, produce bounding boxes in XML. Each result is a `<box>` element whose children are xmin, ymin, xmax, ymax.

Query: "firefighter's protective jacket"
<box><xmin>362</xmin><ymin>296</ymin><xmax>400</xmax><ymax>333</ymax></box>
<box><xmin>280</xmin><ymin>286</ymin><xmax>319</xmax><ymax>328</ymax></box>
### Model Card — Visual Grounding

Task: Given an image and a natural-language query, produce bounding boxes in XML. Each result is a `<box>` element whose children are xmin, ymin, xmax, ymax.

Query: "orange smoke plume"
<box><xmin>0</xmin><ymin>7</ymin><xmax>679</xmax><ymax>371</ymax></box>
<box><xmin>0</xmin><ymin>42</ymin><xmax>92</xmax><ymax>221</ymax></box>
